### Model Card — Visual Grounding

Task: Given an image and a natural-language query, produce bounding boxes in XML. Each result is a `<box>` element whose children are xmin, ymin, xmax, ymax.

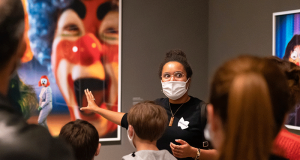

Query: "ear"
<box><xmin>95</xmin><ymin>143</ymin><xmax>101</xmax><ymax>156</ymax></box>
<box><xmin>207</xmin><ymin>104</ymin><xmax>220</xmax><ymax>132</ymax></box>
<box><xmin>128</xmin><ymin>125</ymin><xmax>134</xmax><ymax>137</ymax></box>
<box><xmin>207</xmin><ymin>104</ymin><xmax>214</xmax><ymax>124</ymax></box>
<box><xmin>186</xmin><ymin>78</ymin><xmax>191</xmax><ymax>89</ymax></box>
<box><xmin>207</xmin><ymin>104</ymin><xmax>225</xmax><ymax>151</ymax></box>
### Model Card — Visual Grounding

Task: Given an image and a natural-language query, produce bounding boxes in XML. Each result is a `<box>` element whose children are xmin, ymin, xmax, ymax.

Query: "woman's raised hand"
<box><xmin>80</xmin><ymin>88</ymin><xmax>98</xmax><ymax>112</ymax></box>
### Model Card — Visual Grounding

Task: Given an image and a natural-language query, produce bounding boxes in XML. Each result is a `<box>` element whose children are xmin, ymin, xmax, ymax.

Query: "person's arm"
<box><xmin>80</xmin><ymin>89</ymin><xmax>125</xmax><ymax>126</ymax></box>
<box><xmin>170</xmin><ymin>139</ymin><xmax>218</xmax><ymax>160</ymax></box>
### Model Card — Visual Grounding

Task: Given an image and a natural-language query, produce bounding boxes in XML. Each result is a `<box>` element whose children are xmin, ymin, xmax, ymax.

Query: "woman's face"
<box><xmin>289</xmin><ymin>45</ymin><xmax>300</xmax><ymax>66</ymax></box>
<box><xmin>51</xmin><ymin>0</ymin><xmax>119</xmax><ymax>137</ymax></box>
<box><xmin>161</xmin><ymin>61</ymin><xmax>188</xmax><ymax>82</ymax></box>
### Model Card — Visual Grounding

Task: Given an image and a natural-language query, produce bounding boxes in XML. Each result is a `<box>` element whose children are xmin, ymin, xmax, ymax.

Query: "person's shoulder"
<box><xmin>0</xmin><ymin>108</ymin><xmax>74</xmax><ymax>160</ymax></box>
<box><xmin>153</xmin><ymin>98</ymin><xmax>168</xmax><ymax>106</ymax></box>
<box><xmin>159</xmin><ymin>150</ymin><xmax>177</xmax><ymax>160</ymax></box>
<box><xmin>189</xmin><ymin>96</ymin><xmax>202</xmax><ymax>102</ymax></box>
<box><xmin>135</xmin><ymin>150</ymin><xmax>176</xmax><ymax>160</ymax></box>
<box><xmin>275</xmin><ymin>128</ymin><xmax>300</xmax><ymax>145</ymax></box>
<box><xmin>188</xmin><ymin>96</ymin><xmax>205</xmax><ymax>107</ymax></box>
<box><xmin>46</xmin><ymin>86</ymin><xmax>52</xmax><ymax>92</ymax></box>
<box><xmin>154</xmin><ymin>97</ymin><xmax>168</xmax><ymax>103</ymax></box>
<box><xmin>122</xmin><ymin>152</ymin><xmax>136</xmax><ymax>160</ymax></box>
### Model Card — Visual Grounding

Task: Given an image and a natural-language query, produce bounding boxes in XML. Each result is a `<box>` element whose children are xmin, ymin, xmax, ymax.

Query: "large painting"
<box><xmin>18</xmin><ymin>0</ymin><xmax>121</xmax><ymax>141</ymax></box>
<box><xmin>273</xmin><ymin>9</ymin><xmax>300</xmax><ymax>130</ymax></box>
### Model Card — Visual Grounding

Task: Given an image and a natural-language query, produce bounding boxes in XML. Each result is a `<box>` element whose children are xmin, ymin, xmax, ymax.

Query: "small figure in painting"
<box><xmin>38</xmin><ymin>75</ymin><xmax>52</xmax><ymax>129</ymax></box>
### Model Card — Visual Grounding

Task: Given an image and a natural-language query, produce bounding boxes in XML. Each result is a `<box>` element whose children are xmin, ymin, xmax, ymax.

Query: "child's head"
<box><xmin>59</xmin><ymin>120</ymin><xmax>100</xmax><ymax>160</ymax></box>
<box><xmin>127</xmin><ymin>101</ymin><xmax>168</xmax><ymax>144</ymax></box>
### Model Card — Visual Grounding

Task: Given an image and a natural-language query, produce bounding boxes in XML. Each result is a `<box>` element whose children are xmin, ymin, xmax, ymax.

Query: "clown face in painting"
<box><xmin>51</xmin><ymin>0</ymin><xmax>119</xmax><ymax>137</ymax></box>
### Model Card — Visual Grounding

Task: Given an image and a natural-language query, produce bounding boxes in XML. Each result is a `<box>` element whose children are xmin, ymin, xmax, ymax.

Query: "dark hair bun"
<box><xmin>159</xmin><ymin>49</ymin><xmax>193</xmax><ymax>79</ymax></box>
<box><xmin>165</xmin><ymin>49</ymin><xmax>187</xmax><ymax>59</ymax></box>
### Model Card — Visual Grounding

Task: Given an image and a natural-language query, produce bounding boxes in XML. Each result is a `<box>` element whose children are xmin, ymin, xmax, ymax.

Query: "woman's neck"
<box><xmin>169</xmin><ymin>93</ymin><xmax>190</xmax><ymax>104</ymax></box>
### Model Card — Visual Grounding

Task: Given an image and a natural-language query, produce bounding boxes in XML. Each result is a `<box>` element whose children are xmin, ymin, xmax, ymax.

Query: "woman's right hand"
<box><xmin>80</xmin><ymin>88</ymin><xmax>99</xmax><ymax>112</ymax></box>
<box><xmin>80</xmin><ymin>88</ymin><xmax>125</xmax><ymax>126</ymax></box>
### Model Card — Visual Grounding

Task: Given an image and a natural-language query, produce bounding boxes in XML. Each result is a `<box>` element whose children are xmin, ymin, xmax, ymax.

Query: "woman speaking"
<box><xmin>82</xmin><ymin>49</ymin><xmax>217</xmax><ymax>160</ymax></box>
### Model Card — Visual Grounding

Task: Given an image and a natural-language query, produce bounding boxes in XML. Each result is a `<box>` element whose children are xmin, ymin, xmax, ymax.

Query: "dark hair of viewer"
<box><xmin>266</xmin><ymin>56</ymin><xmax>300</xmax><ymax>111</ymax></box>
<box><xmin>0</xmin><ymin>0</ymin><xmax>25</xmax><ymax>69</ymax></box>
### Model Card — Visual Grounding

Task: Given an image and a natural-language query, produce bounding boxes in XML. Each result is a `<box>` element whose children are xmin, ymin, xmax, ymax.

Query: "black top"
<box><xmin>121</xmin><ymin>96</ymin><xmax>206</xmax><ymax>160</ymax></box>
<box><xmin>0</xmin><ymin>93</ymin><xmax>75</xmax><ymax>160</ymax></box>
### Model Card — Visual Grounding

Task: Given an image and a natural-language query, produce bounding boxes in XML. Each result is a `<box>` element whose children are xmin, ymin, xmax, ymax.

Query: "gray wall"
<box><xmin>96</xmin><ymin>0</ymin><xmax>209</xmax><ymax>159</ymax></box>
<box><xmin>208</xmin><ymin>0</ymin><xmax>300</xmax><ymax>135</ymax></box>
<box><xmin>208</xmin><ymin>0</ymin><xmax>300</xmax><ymax>77</ymax></box>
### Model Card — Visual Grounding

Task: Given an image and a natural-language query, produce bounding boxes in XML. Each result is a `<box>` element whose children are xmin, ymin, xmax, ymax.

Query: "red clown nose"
<box><xmin>53</xmin><ymin>34</ymin><xmax>103</xmax><ymax>72</ymax></box>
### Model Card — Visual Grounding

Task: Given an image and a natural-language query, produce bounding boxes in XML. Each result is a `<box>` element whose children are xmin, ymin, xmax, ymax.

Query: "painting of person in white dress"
<box><xmin>38</xmin><ymin>75</ymin><xmax>52</xmax><ymax>129</ymax></box>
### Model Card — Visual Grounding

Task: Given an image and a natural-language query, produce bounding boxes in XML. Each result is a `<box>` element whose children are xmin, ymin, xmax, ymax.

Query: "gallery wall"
<box><xmin>208</xmin><ymin>0</ymin><xmax>300</xmax><ymax>135</ymax></box>
<box><xmin>96</xmin><ymin>0</ymin><xmax>209</xmax><ymax>159</ymax></box>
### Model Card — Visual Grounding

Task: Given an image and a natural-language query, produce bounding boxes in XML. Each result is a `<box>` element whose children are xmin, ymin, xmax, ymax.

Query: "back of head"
<box><xmin>158</xmin><ymin>49</ymin><xmax>193</xmax><ymax>79</ymax></box>
<box><xmin>127</xmin><ymin>101</ymin><xmax>168</xmax><ymax>142</ymax></box>
<box><xmin>266</xmin><ymin>56</ymin><xmax>300</xmax><ymax>112</ymax></box>
<box><xmin>59</xmin><ymin>120</ymin><xmax>99</xmax><ymax>160</ymax></box>
<box><xmin>209</xmin><ymin>55</ymin><xmax>289</xmax><ymax>160</ymax></box>
<box><xmin>0</xmin><ymin>0</ymin><xmax>25</xmax><ymax>69</ymax></box>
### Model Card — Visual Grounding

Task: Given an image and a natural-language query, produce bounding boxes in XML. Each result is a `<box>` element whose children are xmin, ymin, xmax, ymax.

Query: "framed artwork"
<box><xmin>18</xmin><ymin>0</ymin><xmax>121</xmax><ymax>142</ymax></box>
<box><xmin>273</xmin><ymin>9</ymin><xmax>300</xmax><ymax>130</ymax></box>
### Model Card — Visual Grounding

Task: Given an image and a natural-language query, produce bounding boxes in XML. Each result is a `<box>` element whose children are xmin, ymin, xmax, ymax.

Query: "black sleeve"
<box><xmin>121</xmin><ymin>113</ymin><xmax>129</xmax><ymax>130</ymax></box>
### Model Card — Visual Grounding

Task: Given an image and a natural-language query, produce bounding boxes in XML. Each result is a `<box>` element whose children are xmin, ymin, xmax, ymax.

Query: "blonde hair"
<box><xmin>222</xmin><ymin>72</ymin><xmax>274</xmax><ymax>160</ymax></box>
<box><xmin>209</xmin><ymin>56</ymin><xmax>289</xmax><ymax>160</ymax></box>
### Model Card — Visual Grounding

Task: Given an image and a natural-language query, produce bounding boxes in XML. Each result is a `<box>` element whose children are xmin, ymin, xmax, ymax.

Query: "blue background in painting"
<box><xmin>275</xmin><ymin>13</ymin><xmax>300</xmax><ymax>58</ymax></box>
<box><xmin>18</xmin><ymin>57</ymin><xmax>69</xmax><ymax>114</ymax></box>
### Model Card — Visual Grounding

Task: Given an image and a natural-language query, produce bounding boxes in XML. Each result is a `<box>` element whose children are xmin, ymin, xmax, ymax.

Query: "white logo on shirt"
<box><xmin>178</xmin><ymin>117</ymin><xmax>189</xmax><ymax>130</ymax></box>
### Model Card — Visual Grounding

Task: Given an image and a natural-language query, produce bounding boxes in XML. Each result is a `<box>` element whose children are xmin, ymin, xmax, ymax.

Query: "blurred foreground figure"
<box><xmin>267</xmin><ymin>56</ymin><xmax>300</xmax><ymax>160</ymax></box>
<box><xmin>0</xmin><ymin>0</ymin><xmax>74</xmax><ymax>159</ymax></box>
<box><xmin>207</xmin><ymin>56</ymin><xmax>289</xmax><ymax>160</ymax></box>
<box><xmin>60</xmin><ymin>120</ymin><xmax>101</xmax><ymax>160</ymax></box>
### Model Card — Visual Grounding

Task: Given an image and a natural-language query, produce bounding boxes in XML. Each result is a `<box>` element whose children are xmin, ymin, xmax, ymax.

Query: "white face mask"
<box><xmin>161</xmin><ymin>79</ymin><xmax>189</xmax><ymax>100</ymax></box>
<box><xmin>127</xmin><ymin>128</ymin><xmax>135</xmax><ymax>149</ymax></box>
